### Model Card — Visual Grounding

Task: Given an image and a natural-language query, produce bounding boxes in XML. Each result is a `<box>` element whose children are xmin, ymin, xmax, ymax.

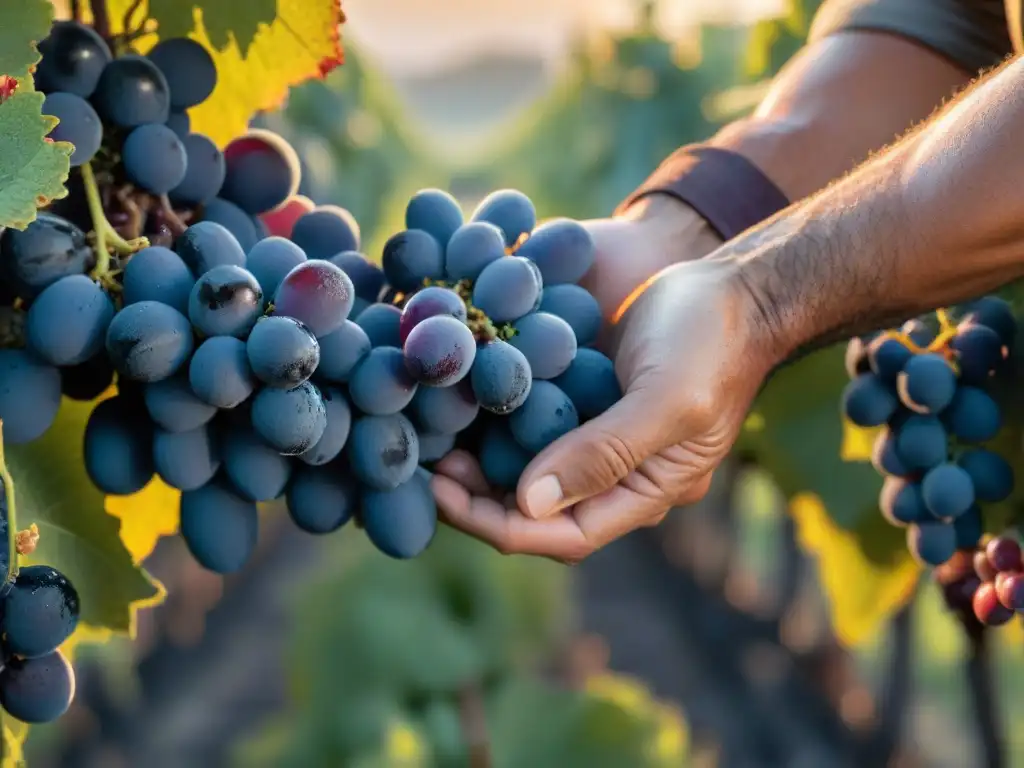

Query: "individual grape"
<box><xmin>221</xmin><ymin>129</ymin><xmax>301</xmax><ymax>215</ymax></box>
<box><xmin>894</xmin><ymin>414</ymin><xmax>947</xmax><ymax>471</ymax></box>
<box><xmin>273</xmin><ymin>260</ymin><xmax>355</xmax><ymax>338</ymax></box>
<box><xmin>144</xmin><ymin>375</ymin><xmax>217</xmax><ymax>432</ymax></box>
<box><xmin>285</xmin><ymin>465</ymin><xmax>356</xmax><ymax>534</ymax></box>
<box><xmin>246</xmin><ymin>316</ymin><xmax>320</xmax><ymax>388</ymax></box>
<box><xmin>408</xmin><ymin>380</ymin><xmax>479</xmax><ymax>435</ymax></box>
<box><xmin>444</xmin><ymin>221</ymin><xmax>506</xmax><ymax>282</ymax></box>
<box><xmin>298</xmin><ymin>386</ymin><xmax>352</xmax><ymax>466</ymax></box>
<box><xmin>246</xmin><ymin>237</ymin><xmax>307</xmax><ymax>300</ymax></box>
<box><xmin>348</xmin><ymin>346</ymin><xmax>419</xmax><ymax>415</ymax></box>
<box><xmin>105</xmin><ymin>301</ymin><xmax>193</xmax><ymax>382</ymax></box>
<box><xmin>403</xmin><ymin>315</ymin><xmax>477</xmax><ymax>388</ymax></box>
<box><xmin>0</xmin><ymin>350</ymin><xmax>61</xmax><ymax>444</ymax></box>
<box><xmin>470</xmin><ymin>189</ymin><xmax>536</xmax><ymax>247</ymax></box>
<box><xmin>166</xmin><ymin>110</ymin><xmax>190</xmax><ymax>138</ymax></box>
<box><xmin>91</xmin><ymin>54</ymin><xmax>171</xmax><ymax>127</ymax></box>
<box><xmin>899</xmin><ymin>318</ymin><xmax>936</xmax><ymax>347</ymax></box>
<box><xmin>362</xmin><ymin>469</ymin><xmax>437</xmax><ymax>559</ymax></box>
<box><xmin>315</xmin><ymin>320</ymin><xmax>371</xmax><ymax>383</ymax></box>
<box><xmin>328</xmin><ymin>251</ymin><xmax>386</xmax><ymax>302</ymax></box>
<box><xmin>398</xmin><ymin>286</ymin><xmax>467</xmax><ymax>344</ymax></box>
<box><xmin>471</xmin><ymin>340</ymin><xmax>532</xmax><ymax>414</ymax></box>
<box><xmin>959</xmin><ymin>296</ymin><xmax>1016</xmax><ymax>345</ymax></box>
<box><xmin>406</xmin><ymin>188</ymin><xmax>464</xmax><ymax>247</ymax></box>
<box><xmin>509</xmin><ymin>381</ymin><xmax>579</xmax><ymax>453</ymax></box>
<box><xmin>350</xmin><ymin>296</ymin><xmax>369</xmax><ymax>319</ymax></box>
<box><xmin>36</xmin><ymin>21</ymin><xmax>112</xmax><ymax>96</ymax></box>
<box><xmin>975</xmin><ymin>548</ymin><xmax>999</xmax><ymax>582</ymax></box>
<box><xmin>878</xmin><ymin>477</ymin><xmax>929</xmax><ymax>527</ymax></box>
<box><xmin>43</xmin><ymin>92</ymin><xmax>102</xmax><ymax>166</ymax></box>
<box><xmin>840</xmin><ymin>373</ymin><xmax>898</xmax><ymax>427</ymax></box>
<box><xmin>251</xmin><ymin>381</ymin><xmax>327</xmax><ymax>455</ymax></box>
<box><xmin>419</xmin><ymin>432</ymin><xmax>456</xmax><ymax>463</ymax></box>
<box><xmin>200</xmin><ymin>198</ymin><xmax>262</xmax><ymax>252</ymax></box>
<box><xmin>479</xmin><ymin>422</ymin><xmax>534</xmax><ymax>489</ymax></box>
<box><xmin>995</xmin><ymin>571</ymin><xmax>1024</xmax><ymax>611</ymax></box>
<box><xmin>122</xmin><ymin>123</ymin><xmax>188</xmax><ymax>195</ymax></box>
<box><xmin>179</xmin><ymin>478</ymin><xmax>259</xmax><ymax>573</ymax></box>
<box><xmin>189</xmin><ymin>335</ymin><xmax>255</xmax><ymax>408</ymax></box>
<box><xmin>381</xmin><ymin>229</ymin><xmax>445</xmax><ymax>292</ymax></box>
<box><xmin>950</xmin><ymin>324</ymin><xmax>1003</xmax><ymax>384</ymax></box>
<box><xmin>953</xmin><ymin>506</ymin><xmax>983</xmax><ymax>548</ymax></box>
<box><xmin>957</xmin><ymin>448</ymin><xmax>1014</xmax><ymax>503</ymax></box>
<box><xmin>942</xmin><ymin>386</ymin><xmax>1001</xmax><ymax>443</ymax></box>
<box><xmin>0</xmin><ymin>652</ymin><xmax>75</xmax><ymax>724</ymax></box>
<box><xmin>516</xmin><ymin>218</ymin><xmax>596</xmax><ymax>286</ymax></box>
<box><xmin>251</xmin><ymin>216</ymin><xmax>270</xmax><ymax>241</ymax></box>
<box><xmin>175</xmin><ymin>221</ymin><xmax>246</xmax><ymax>277</ymax></box>
<box><xmin>355</xmin><ymin>303</ymin><xmax>402</xmax><ymax>348</ymax></box>
<box><xmin>549</xmin><ymin>348</ymin><xmax>622</xmax><ymax>420</ymax></box>
<box><xmin>61</xmin><ymin>355</ymin><xmax>114</xmax><ymax>401</ymax></box>
<box><xmin>895</xmin><ymin>353</ymin><xmax>956</xmax><ymax>414</ymax></box>
<box><xmin>472</xmin><ymin>256</ymin><xmax>543</xmax><ymax>323</ymax></box>
<box><xmin>346</xmin><ymin>414</ymin><xmax>419</xmax><ymax>490</ymax></box>
<box><xmin>871</xmin><ymin>428</ymin><xmax>910</xmax><ymax>477</ymax></box>
<box><xmin>290</xmin><ymin>205</ymin><xmax>361</xmax><ymax>259</ymax></box>
<box><xmin>1</xmin><ymin>566</ymin><xmax>79</xmax><ymax>659</ymax></box>
<box><xmin>539</xmin><ymin>284</ymin><xmax>602</xmax><ymax>347</ymax></box>
<box><xmin>921</xmin><ymin>463</ymin><xmax>975</xmax><ymax>520</ymax></box>
<box><xmin>220</xmin><ymin>426</ymin><xmax>292</xmax><ymax>502</ymax></box>
<box><xmin>168</xmin><ymin>133</ymin><xmax>226</xmax><ymax>206</ymax></box>
<box><xmin>973</xmin><ymin>582</ymin><xmax>1014</xmax><ymax>626</ymax></box>
<box><xmin>259</xmin><ymin>194</ymin><xmax>315</xmax><ymax>239</ymax></box>
<box><xmin>942</xmin><ymin>574</ymin><xmax>983</xmax><ymax>615</ymax></box>
<box><xmin>153</xmin><ymin>424</ymin><xmax>220</xmax><ymax>491</ymax></box>
<box><xmin>0</xmin><ymin>212</ymin><xmax>94</xmax><ymax>298</ymax></box>
<box><xmin>83</xmin><ymin>396</ymin><xmax>155</xmax><ymax>494</ymax></box>
<box><xmin>508</xmin><ymin>312</ymin><xmax>577</xmax><ymax>380</ymax></box>
<box><xmin>146</xmin><ymin>37</ymin><xmax>217</xmax><ymax>109</ymax></box>
<box><xmin>844</xmin><ymin>333</ymin><xmax>880</xmax><ymax>378</ymax></box>
<box><xmin>906</xmin><ymin>520</ymin><xmax>957</xmax><ymax>566</ymax></box>
<box><xmin>868</xmin><ymin>337</ymin><xmax>913</xmax><ymax>383</ymax></box>
<box><xmin>986</xmin><ymin>536</ymin><xmax>1022</xmax><ymax>572</ymax></box>
<box><xmin>122</xmin><ymin>245</ymin><xmax>194</xmax><ymax>314</ymax></box>
<box><xmin>26</xmin><ymin>274</ymin><xmax>114</xmax><ymax>366</ymax></box>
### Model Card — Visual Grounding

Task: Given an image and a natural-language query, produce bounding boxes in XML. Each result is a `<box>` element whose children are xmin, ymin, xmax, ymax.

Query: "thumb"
<box><xmin>516</xmin><ymin>388</ymin><xmax>673</xmax><ymax>519</ymax></box>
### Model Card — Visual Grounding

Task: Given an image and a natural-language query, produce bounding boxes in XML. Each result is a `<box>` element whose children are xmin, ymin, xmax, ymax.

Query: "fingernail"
<box><xmin>524</xmin><ymin>475</ymin><xmax>563</xmax><ymax>518</ymax></box>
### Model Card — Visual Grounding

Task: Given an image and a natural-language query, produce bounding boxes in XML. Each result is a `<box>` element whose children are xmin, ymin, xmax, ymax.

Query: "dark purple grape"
<box><xmin>272</xmin><ymin>260</ymin><xmax>355</xmax><ymax>338</ymax></box>
<box><xmin>398</xmin><ymin>286</ymin><xmax>467</xmax><ymax>344</ymax></box>
<box><xmin>402</xmin><ymin>316</ymin><xmax>477</xmax><ymax>388</ymax></box>
<box><xmin>973</xmin><ymin>582</ymin><xmax>1014</xmax><ymax>626</ymax></box>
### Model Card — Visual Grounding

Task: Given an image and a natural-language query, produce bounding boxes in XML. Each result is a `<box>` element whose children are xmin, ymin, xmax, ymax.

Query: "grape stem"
<box><xmin>88</xmin><ymin>0</ymin><xmax>111</xmax><ymax>40</ymax></box>
<box><xmin>80</xmin><ymin>162</ymin><xmax>149</xmax><ymax>285</ymax></box>
<box><xmin>0</xmin><ymin>422</ymin><xmax>20</xmax><ymax>585</ymax></box>
<box><xmin>158</xmin><ymin>194</ymin><xmax>189</xmax><ymax>238</ymax></box>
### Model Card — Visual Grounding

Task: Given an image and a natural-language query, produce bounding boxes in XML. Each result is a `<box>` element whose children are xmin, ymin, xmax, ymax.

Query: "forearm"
<box><xmin>723</xmin><ymin>56</ymin><xmax>1024</xmax><ymax>363</ymax></box>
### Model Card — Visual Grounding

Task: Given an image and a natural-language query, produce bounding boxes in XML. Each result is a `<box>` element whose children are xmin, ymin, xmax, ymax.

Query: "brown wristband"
<box><xmin>616</xmin><ymin>145</ymin><xmax>790</xmax><ymax>241</ymax></box>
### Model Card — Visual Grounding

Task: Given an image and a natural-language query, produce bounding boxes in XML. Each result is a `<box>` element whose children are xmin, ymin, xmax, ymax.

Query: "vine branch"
<box><xmin>88</xmin><ymin>0</ymin><xmax>111</xmax><ymax>40</ymax></box>
<box><xmin>966</xmin><ymin>627</ymin><xmax>1005</xmax><ymax>768</ymax></box>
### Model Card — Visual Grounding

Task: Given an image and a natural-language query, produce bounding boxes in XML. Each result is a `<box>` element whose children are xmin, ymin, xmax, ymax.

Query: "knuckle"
<box><xmin>592</xmin><ymin>431</ymin><xmax>643</xmax><ymax>482</ymax></box>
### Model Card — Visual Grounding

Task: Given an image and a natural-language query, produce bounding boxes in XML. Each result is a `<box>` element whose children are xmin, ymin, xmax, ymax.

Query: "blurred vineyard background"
<box><xmin>23</xmin><ymin>0</ymin><xmax>1024</xmax><ymax>766</ymax></box>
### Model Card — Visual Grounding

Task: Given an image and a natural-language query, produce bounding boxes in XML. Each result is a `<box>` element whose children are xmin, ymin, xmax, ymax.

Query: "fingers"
<box><xmin>434</xmin><ymin>450</ymin><xmax>491</xmax><ymax>496</ymax></box>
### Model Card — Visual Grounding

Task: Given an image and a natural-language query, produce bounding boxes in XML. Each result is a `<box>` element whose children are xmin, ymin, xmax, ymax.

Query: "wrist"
<box><xmin>616</xmin><ymin>194</ymin><xmax>724</xmax><ymax>263</ymax></box>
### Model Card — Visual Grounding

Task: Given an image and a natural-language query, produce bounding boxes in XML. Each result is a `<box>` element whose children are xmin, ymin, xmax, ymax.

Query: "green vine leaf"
<box><xmin>0</xmin><ymin>0</ymin><xmax>53</xmax><ymax>82</ymax></box>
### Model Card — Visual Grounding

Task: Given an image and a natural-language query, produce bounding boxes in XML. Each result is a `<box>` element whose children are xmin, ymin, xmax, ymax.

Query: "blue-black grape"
<box><xmin>0</xmin><ymin>350</ymin><xmax>61</xmax><ymax>445</ymax></box>
<box><xmin>444</xmin><ymin>221</ymin><xmax>505</xmax><ymax>282</ymax></box>
<box><xmin>122</xmin><ymin>123</ymin><xmax>188</xmax><ymax>195</ymax></box>
<box><xmin>508</xmin><ymin>380</ymin><xmax>579</xmax><ymax>453</ymax></box>
<box><xmin>907</xmin><ymin>520</ymin><xmax>957</xmax><ymax>566</ymax></box>
<box><xmin>408</xmin><ymin>380</ymin><xmax>479</xmax><ymax>435</ymax></box>
<box><xmin>1</xmin><ymin>566</ymin><xmax>79</xmax><ymax>659</ymax></box>
<box><xmin>381</xmin><ymin>229</ymin><xmax>445</xmax><ymax>292</ymax></box>
<box><xmin>285</xmin><ymin>465</ymin><xmax>356</xmax><ymax>534</ymax></box>
<box><xmin>957</xmin><ymin>448</ymin><xmax>1014</xmax><ymax>503</ymax></box>
<box><xmin>220</xmin><ymin>129</ymin><xmax>301</xmax><ymax>215</ymax></box>
<box><xmin>471</xmin><ymin>340</ymin><xmax>532</xmax><ymax>414</ymax></box>
<box><xmin>406</xmin><ymin>188</ymin><xmax>464</xmax><ymax>247</ymax></box>
<box><xmin>179</xmin><ymin>478</ymin><xmax>259</xmax><ymax>573</ymax></box>
<box><xmin>901</xmin><ymin>318</ymin><xmax>936</xmax><ymax>347</ymax></box>
<box><xmin>246</xmin><ymin>237</ymin><xmax>308</xmax><ymax>300</ymax></box>
<box><xmin>508</xmin><ymin>312</ymin><xmax>576</xmax><ymax>380</ymax></box>
<box><xmin>175</xmin><ymin>221</ymin><xmax>246</xmax><ymax>277</ymax></box>
<box><xmin>220</xmin><ymin>425</ymin><xmax>292</xmax><ymax>502</ymax></box>
<box><xmin>355</xmin><ymin>303</ymin><xmax>402</xmax><ymax>348</ymax></box>
<box><xmin>894</xmin><ymin>414</ymin><xmax>948</xmax><ymax>471</ymax></box>
<box><xmin>246</xmin><ymin>316</ymin><xmax>320</xmax><ymax>388</ymax></box>
<box><xmin>251</xmin><ymin>380</ymin><xmax>327</xmax><ymax>455</ymax></box>
<box><xmin>419</xmin><ymin>432</ymin><xmax>456</xmax><ymax>462</ymax></box>
<box><xmin>328</xmin><ymin>251</ymin><xmax>386</xmax><ymax>302</ymax></box>
<box><xmin>315</xmin><ymin>319</ymin><xmax>371</xmax><ymax>383</ymax></box>
<box><xmin>146</xmin><ymin>37</ymin><xmax>217</xmax><ymax>110</ymax></box>
<box><xmin>472</xmin><ymin>256</ymin><xmax>542</xmax><ymax>323</ymax></box>
<box><xmin>398</xmin><ymin>286</ymin><xmax>467</xmax><ymax>344</ymax></box>
<box><xmin>26</xmin><ymin>274</ymin><xmax>114</xmax><ymax>366</ymax></box>
<box><xmin>403</xmin><ymin>315</ymin><xmax>477</xmax><ymax>388</ymax></box>
<box><xmin>298</xmin><ymin>386</ymin><xmax>351</xmax><ymax>466</ymax></box>
<box><xmin>105</xmin><ymin>300</ymin><xmax>193</xmax><ymax>382</ymax></box>
<box><xmin>954</xmin><ymin>506</ymin><xmax>983</xmax><ymax>548</ymax></box>
<box><xmin>879</xmin><ymin>477</ymin><xmax>929</xmax><ymax>527</ymax></box>
<box><xmin>470</xmin><ymin>189</ymin><xmax>536</xmax><ymax>247</ymax></box>
<box><xmin>122</xmin><ymin>245</ymin><xmax>194</xmax><ymax>314</ymax></box>
<box><xmin>200</xmin><ymin>198</ymin><xmax>262</xmax><ymax>252</ymax></box>
<box><xmin>189</xmin><ymin>335</ymin><xmax>256</xmax><ymax>408</ymax></box>
<box><xmin>921</xmin><ymin>463</ymin><xmax>975</xmax><ymax>519</ymax></box>
<box><xmin>0</xmin><ymin>652</ymin><xmax>75</xmax><ymax>724</ymax></box>
<box><xmin>290</xmin><ymin>205</ymin><xmax>361</xmax><ymax>259</ymax></box>
<box><xmin>871</xmin><ymin>428</ymin><xmax>910</xmax><ymax>477</ymax></box>
<box><xmin>896</xmin><ymin>353</ymin><xmax>956</xmax><ymax>413</ymax></box>
<box><xmin>0</xmin><ymin>213</ymin><xmax>94</xmax><ymax>299</ymax></box>
<box><xmin>844</xmin><ymin>335</ymin><xmax>877</xmax><ymax>378</ymax></box>
<box><xmin>169</xmin><ymin>133</ymin><xmax>226</xmax><ymax>206</ymax></box>
<box><xmin>550</xmin><ymin>348</ymin><xmax>621</xmax><ymax>420</ymax></box>
<box><xmin>91</xmin><ymin>54</ymin><xmax>171</xmax><ymax>127</ymax></box>
<box><xmin>188</xmin><ymin>264</ymin><xmax>263</xmax><ymax>338</ymax></box>
<box><xmin>950</xmin><ymin>323</ymin><xmax>1003</xmax><ymax>384</ymax></box>
<box><xmin>144</xmin><ymin>375</ymin><xmax>217</xmax><ymax>432</ymax></box>
<box><xmin>152</xmin><ymin>424</ymin><xmax>221</xmax><ymax>491</ymax></box>
<box><xmin>959</xmin><ymin>296</ymin><xmax>1016</xmax><ymax>345</ymax></box>
<box><xmin>36</xmin><ymin>21</ymin><xmax>112</xmax><ymax>97</ymax></box>
<box><xmin>539</xmin><ymin>284</ymin><xmax>602</xmax><ymax>347</ymax></box>
<box><xmin>166</xmin><ymin>110</ymin><xmax>190</xmax><ymax>138</ymax></box>
<box><xmin>43</xmin><ymin>92</ymin><xmax>102</xmax><ymax>166</ymax></box>
<box><xmin>349</xmin><ymin>346</ymin><xmax>419</xmax><ymax>415</ymax></box>
<box><xmin>515</xmin><ymin>218</ymin><xmax>596</xmax><ymax>286</ymax></box>
<box><xmin>83</xmin><ymin>395</ymin><xmax>155</xmax><ymax>494</ymax></box>
<box><xmin>479</xmin><ymin>422</ymin><xmax>534</xmax><ymax>490</ymax></box>
<box><xmin>361</xmin><ymin>469</ymin><xmax>437</xmax><ymax>559</ymax></box>
<box><xmin>273</xmin><ymin>259</ymin><xmax>355</xmax><ymax>338</ymax></box>
<box><xmin>868</xmin><ymin>337</ymin><xmax>913</xmax><ymax>383</ymax></box>
<box><xmin>840</xmin><ymin>373</ymin><xmax>898</xmax><ymax>427</ymax></box>
<box><xmin>943</xmin><ymin>385</ymin><xmax>1001</xmax><ymax>443</ymax></box>
<box><xmin>346</xmin><ymin>413</ymin><xmax>419</xmax><ymax>490</ymax></box>
<box><xmin>61</xmin><ymin>355</ymin><xmax>114</xmax><ymax>402</ymax></box>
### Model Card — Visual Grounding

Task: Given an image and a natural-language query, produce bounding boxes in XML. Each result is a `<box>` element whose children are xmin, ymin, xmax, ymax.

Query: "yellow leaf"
<box><xmin>105</xmin><ymin>478</ymin><xmax>181</xmax><ymax>563</ymax></box>
<box><xmin>840</xmin><ymin>419</ymin><xmax>880</xmax><ymax>462</ymax></box>
<box><xmin>103</xmin><ymin>0</ymin><xmax>346</xmax><ymax>146</ymax></box>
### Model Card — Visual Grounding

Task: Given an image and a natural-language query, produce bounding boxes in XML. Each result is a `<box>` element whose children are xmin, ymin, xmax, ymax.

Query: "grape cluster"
<box><xmin>936</xmin><ymin>535</ymin><xmax>1024</xmax><ymax>627</ymax></box>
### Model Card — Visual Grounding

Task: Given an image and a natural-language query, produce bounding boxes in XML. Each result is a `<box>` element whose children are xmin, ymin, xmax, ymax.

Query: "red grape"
<box><xmin>942</xmin><ymin>575</ymin><xmax>982</xmax><ymax>613</ymax></box>
<box><xmin>403</xmin><ymin>315</ymin><xmax>477</xmax><ymax>388</ymax></box>
<box><xmin>398</xmin><ymin>286</ymin><xmax>467</xmax><ymax>345</ymax></box>
<box><xmin>259</xmin><ymin>194</ymin><xmax>314</xmax><ymax>239</ymax></box>
<box><xmin>996</xmin><ymin>571</ymin><xmax>1024</xmax><ymax>611</ymax></box>
<box><xmin>986</xmin><ymin>536</ymin><xmax>1022</xmax><ymax>573</ymax></box>
<box><xmin>273</xmin><ymin>260</ymin><xmax>355</xmax><ymax>338</ymax></box>
<box><xmin>974</xmin><ymin>548</ymin><xmax>998</xmax><ymax>582</ymax></box>
<box><xmin>973</xmin><ymin>582</ymin><xmax>1014</xmax><ymax>625</ymax></box>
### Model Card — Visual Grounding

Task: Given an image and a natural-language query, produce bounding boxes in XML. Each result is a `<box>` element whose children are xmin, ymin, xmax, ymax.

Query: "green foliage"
<box><xmin>0</xmin><ymin>0</ymin><xmax>53</xmax><ymax>82</ymax></box>
<box><xmin>145</xmin><ymin>0</ymin><xmax>276</xmax><ymax>54</ymax></box>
